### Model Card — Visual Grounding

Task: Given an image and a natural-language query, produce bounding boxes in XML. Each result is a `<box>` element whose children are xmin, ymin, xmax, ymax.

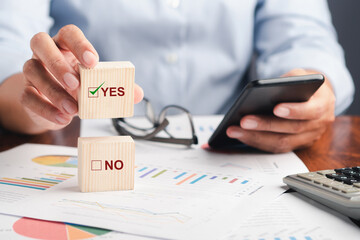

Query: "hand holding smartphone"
<box><xmin>208</xmin><ymin>74</ymin><xmax>325</xmax><ymax>149</ymax></box>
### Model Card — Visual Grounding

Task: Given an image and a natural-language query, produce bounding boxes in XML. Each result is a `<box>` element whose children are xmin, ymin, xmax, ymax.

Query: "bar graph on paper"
<box><xmin>0</xmin><ymin>172</ymin><xmax>74</xmax><ymax>191</ymax></box>
<box><xmin>0</xmin><ymin>155</ymin><xmax>76</xmax><ymax>191</ymax></box>
<box><xmin>135</xmin><ymin>164</ymin><xmax>262</xmax><ymax>197</ymax></box>
<box><xmin>137</xmin><ymin>165</ymin><xmax>250</xmax><ymax>184</ymax></box>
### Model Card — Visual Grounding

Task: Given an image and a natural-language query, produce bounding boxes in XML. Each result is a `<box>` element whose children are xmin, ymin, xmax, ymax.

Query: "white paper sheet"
<box><xmin>1</xmin><ymin>192</ymin><xmax>359</xmax><ymax>240</ymax></box>
<box><xmin>223</xmin><ymin>192</ymin><xmax>360</xmax><ymax>240</ymax></box>
<box><xmin>0</xmin><ymin>143</ymin><xmax>305</xmax><ymax>239</ymax></box>
<box><xmin>0</xmin><ymin>213</ymin><xmax>149</xmax><ymax>240</ymax></box>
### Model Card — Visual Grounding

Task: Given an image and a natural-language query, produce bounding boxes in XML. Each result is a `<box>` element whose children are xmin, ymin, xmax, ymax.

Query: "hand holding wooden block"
<box><xmin>78</xmin><ymin>61</ymin><xmax>135</xmax><ymax>119</ymax></box>
<box><xmin>78</xmin><ymin>136</ymin><xmax>135</xmax><ymax>192</ymax></box>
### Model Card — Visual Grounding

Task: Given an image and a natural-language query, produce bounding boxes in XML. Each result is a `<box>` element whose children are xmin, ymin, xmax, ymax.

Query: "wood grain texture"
<box><xmin>0</xmin><ymin>117</ymin><xmax>80</xmax><ymax>152</ymax></box>
<box><xmin>78</xmin><ymin>61</ymin><xmax>135</xmax><ymax>119</ymax></box>
<box><xmin>295</xmin><ymin>116</ymin><xmax>360</xmax><ymax>171</ymax></box>
<box><xmin>78</xmin><ymin>136</ymin><xmax>135</xmax><ymax>192</ymax></box>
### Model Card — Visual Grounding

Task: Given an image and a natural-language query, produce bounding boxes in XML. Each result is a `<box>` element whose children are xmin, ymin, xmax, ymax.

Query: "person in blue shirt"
<box><xmin>0</xmin><ymin>0</ymin><xmax>354</xmax><ymax>153</ymax></box>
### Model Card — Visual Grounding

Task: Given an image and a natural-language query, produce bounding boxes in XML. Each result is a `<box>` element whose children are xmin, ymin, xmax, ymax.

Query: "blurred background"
<box><xmin>328</xmin><ymin>0</ymin><xmax>360</xmax><ymax>115</ymax></box>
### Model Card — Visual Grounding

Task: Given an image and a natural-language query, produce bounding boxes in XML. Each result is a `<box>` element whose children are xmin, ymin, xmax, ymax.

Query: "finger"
<box><xmin>134</xmin><ymin>84</ymin><xmax>144</xmax><ymax>104</ymax></box>
<box><xmin>30</xmin><ymin>32</ymin><xmax>80</xmax><ymax>90</ymax></box>
<box><xmin>273</xmin><ymin>99</ymin><xmax>326</xmax><ymax>120</ymax></box>
<box><xmin>273</xmin><ymin>78</ymin><xmax>335</xmax><ymax>121</ymax></box>
<box><xmin>23</xmin><ymin>59</ymin><xmax>78</xmax><ymax>115</ymax></box>
<box><xmin>61</xmin><ymin>50</ymin><xmax>80</xmax><ymax>71</ymax></box>
<box><xmin>240</xmin><ymin>115</ymin><xmax>322</xmax><ymax>134</ymax></box>
<box><xmin>226</xmin><ymin>126</ymin><xmax>324</xmax><ymax>153</ymax></box>
<box><xmin>53</xmin><ymin>24</ymin><xmax>99</xmax><ymax>68</ymax></box>
<box><xmin>281</xmin><ymin>68</ymin><xmax>308</xmax><ymax>77</ymax></box>
<box><xmin>21</xmin><ymin>86</ymin><xmax>72</xmax><ymax>125</ymax></box>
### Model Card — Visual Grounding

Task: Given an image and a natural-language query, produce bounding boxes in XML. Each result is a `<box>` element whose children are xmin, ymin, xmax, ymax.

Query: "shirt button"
<box><xmin>167</xmin><ymin>0</ymin><xmax>180</xmax><ymax>9</ymax></box>
<box><xmin>166</xmin><ymin>53</ymin><xmax>178</xmax><ymax>64</ymax></box>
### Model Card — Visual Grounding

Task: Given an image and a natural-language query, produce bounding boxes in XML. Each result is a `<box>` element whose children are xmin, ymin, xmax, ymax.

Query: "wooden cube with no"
<box><xmin>78</xmin><ymin>136</ymin><xmax>135</xmax><ymax>192</ymax></box>
<box><xmin>78</xmin><ymin>61</ymin><xmax>135</xmax><ymax>119</ymax></box>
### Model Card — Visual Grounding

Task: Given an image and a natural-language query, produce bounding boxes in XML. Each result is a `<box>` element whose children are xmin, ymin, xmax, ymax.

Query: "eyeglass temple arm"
<box><xmin>112</xmin><ymin>118</ymin><xmax>170</xmax><ymax>140</ymax></box>
<box><xmin>148</xmin><ymin>137</ymin><xmax>196</xmax><ymax>146</ymax></box>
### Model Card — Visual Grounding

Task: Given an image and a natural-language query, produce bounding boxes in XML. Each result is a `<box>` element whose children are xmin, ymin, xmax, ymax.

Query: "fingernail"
<box><xmin>242</xmin><ymin>119</ymin><xmax>258</xmax><ymax>129</ymax></box>
<box><xmin>134</xmin><ymin>86</ymin><xmax>144</xmax><ymax>104</ymax></box>
<box><xmin>201</xmin><ymin>143</ymin><xmax>210</xmax><ymax>150</ymax></box>
<box><xmin>228</xmin><ymin>130</ymin><xmax>244</xmax><ymax>139</ymax></box>
<box><xmin>83</xmin><ymin>50</ymin><xmax>97</xmax><ymax>66</ymax></box>
<box><xmin>275</xmin><ymin>107</ymin><xmax>290</xmax><ymax>117</ymax></box>
<box><xmin>62</xmin><ymin>99</ymin><xmax>78</xmax><ymax>115</ymax></box>
<box><xmin>63</xmin><ymin>73</ymin><xmax>79</xmax><ymax>90</ymax></box>
<box><xmin>55</xmin><ymin>113</ymin><xmax>69</xmax><ymax>124</ymax></box>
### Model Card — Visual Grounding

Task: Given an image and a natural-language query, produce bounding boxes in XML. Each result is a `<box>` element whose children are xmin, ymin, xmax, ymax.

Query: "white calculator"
<box><xmin>283</xmin><ymin>167</ymin><xmax>360</xmax><ymax>220</ymax></box>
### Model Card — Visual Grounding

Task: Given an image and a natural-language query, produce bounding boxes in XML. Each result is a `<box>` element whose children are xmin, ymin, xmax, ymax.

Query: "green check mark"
<box><xmin>90</xmin><ymin>81</ymin><xmax>105</xmax><ymax>95</ymax></box>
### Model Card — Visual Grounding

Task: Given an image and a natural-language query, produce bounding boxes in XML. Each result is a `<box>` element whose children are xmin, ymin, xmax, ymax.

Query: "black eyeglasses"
<box><xmin>112</xmin><ymin>98</ymin><xmax>198</xmax><ymax>146</ymax></box>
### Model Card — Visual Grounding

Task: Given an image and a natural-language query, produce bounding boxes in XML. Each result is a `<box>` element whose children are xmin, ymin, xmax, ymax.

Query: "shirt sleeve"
<box><xmin>254</xmin><ymin>0</ymin><xmax>354</xmax><ymax>115</ymax></box>
<box><xmin>0</xmin><ymin>0</ymin><xmax>53</xmax><ymax>83</ymax></box>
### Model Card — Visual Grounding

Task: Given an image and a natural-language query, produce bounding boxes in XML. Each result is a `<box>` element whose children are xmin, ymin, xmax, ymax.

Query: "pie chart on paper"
<box><xmin>13</xmin><ymin>217</ymin><xmax>111</xmax><ymax>240</ymax></box>
<box><xmin>32</xmin><ymin>155</ymin><xmax>78</xmax><ymax>168</ymax></box>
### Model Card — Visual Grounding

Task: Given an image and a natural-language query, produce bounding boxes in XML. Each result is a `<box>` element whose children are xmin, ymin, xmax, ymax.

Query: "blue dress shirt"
<box><xmin>0</xmin><ymin>0</ymin><xmax>354</xmax><ymax>115</ymax></box>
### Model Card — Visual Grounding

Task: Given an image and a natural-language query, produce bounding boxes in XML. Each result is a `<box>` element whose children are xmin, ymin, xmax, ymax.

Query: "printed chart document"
<box><xmin>0</xmin><ymin>213</ymin><xmax>148</xmax><ymax>240</ymax></box>
<box><xmin>0</xmin><ymin>142</ymin><xmax>306</xmax><ymax>239</ymax></box>
<box><xmin>1</xmin><ymin>193</ymin><xmax>359</xmax><ymax>240</ymax></box>
<box><xmin>0</xmin><ymin>115</ymin><xmax>358</xmax><ymax>239</ymax></box>
<box><xmin>223</xmin><ymin>192</ymin><xmax>360</xmax><ymax>240</ymax></box>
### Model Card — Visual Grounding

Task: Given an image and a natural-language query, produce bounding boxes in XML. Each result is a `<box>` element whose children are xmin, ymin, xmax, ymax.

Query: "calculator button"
<box><xmin>352</xmin><ymin>167</ymin><xmax>360</xmax><ymax>172</ymax></box>
<box><xmin>341</xmin><ymin>187</ymin><xmax>360</xmax><ymax>194</ymax></box>
<box><xmin>332</xmin><ymin>183</ymin><xmax>350</xmax><ymax>191</ymax></box>
<box><xmin>322</xmin><ymin>181</ymin><xmax>343</xmax><ymax>188</ymax></box>
<box><xmin>352</xmin><ymin>173</ymin><xmax>360</xmax><ymax>180</ymax></box>
<box><xmin>317</xmin><ymin>170</ymin><xmax>336</xmax><ymax>175</ymax></box>
<box><xmin>334</xmin><ymin>175</ymin><xmax>348</xmax><ymax>182</ymax></box>
<box><xmin>314</xmin><ymin>178</ymin><xmax>335</xmax><ymax>186</ymax></box>
<box><xmin>343</xmin><ymin>178</ymin><xmax>360</xmax><ymax>185</ymax></box>
<box><xmin>326</xmin><ymin>181</ymin><xmax>344</xmax><ymax>189</ymax></box>
<box><xmin>342</xmin><ymin>170</ymin><xmax>356</xmax><ymax>177</ymax></box>
<box><xmin>298</xmin><ymin>172</ymin><xmax>324</xmax><ymax>181</ymax></box>
<box><xmin>335</xmin><ymin>167</ymin><xmax>352</xmax><ymax>173</ymax></box>
<box><xmin>326</xmin><ymin>173</ymin><xmax>338</xmax><ymax>179</ymax></box>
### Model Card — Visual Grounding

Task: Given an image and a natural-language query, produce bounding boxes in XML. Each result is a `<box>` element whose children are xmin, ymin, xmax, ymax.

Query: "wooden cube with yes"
<box><xmin>78</xmin><ymin>61</ymin><xmax>135</xmax><ymax>119</ymax></box>
<box><xmin>78</xmin><ymin>136</ymin><xmax>135</xmax><ymax>192</ymax></box>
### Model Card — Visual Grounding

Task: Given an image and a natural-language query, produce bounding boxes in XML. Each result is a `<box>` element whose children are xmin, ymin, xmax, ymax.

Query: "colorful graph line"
<box><xmin>59</xmin><ymin>199</ymin><xmax>191</xmax><ymax>224</ymax></box>
<box><xmin>0</xmin><ymin>173</ymin><xmax>74</xmax><ymax>191</ymax></box>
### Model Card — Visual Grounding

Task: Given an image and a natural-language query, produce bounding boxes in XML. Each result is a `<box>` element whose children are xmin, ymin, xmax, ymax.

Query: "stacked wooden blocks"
<box><xmin>77</xmin><ymin>61</ymin><xmax>135</xmax><ymax>192</ymax></box>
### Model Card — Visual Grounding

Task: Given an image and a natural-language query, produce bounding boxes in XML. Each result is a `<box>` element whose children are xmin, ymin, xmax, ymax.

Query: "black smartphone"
<box><xmin>208</xmin><ymin>74</ymin><xmax>325</xmax><ymax>149</ymax></box>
